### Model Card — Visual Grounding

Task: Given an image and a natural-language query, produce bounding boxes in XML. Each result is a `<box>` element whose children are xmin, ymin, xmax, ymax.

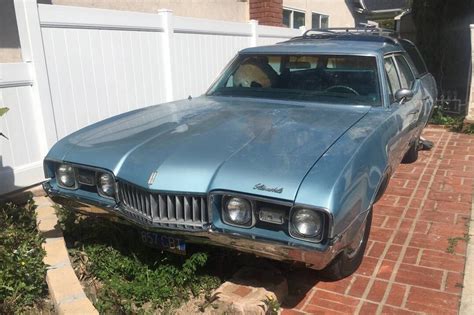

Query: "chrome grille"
<box><xmin>118</xmin><ymin>181</ymin><xmax>208</xmax><ymax>229</ymax></box>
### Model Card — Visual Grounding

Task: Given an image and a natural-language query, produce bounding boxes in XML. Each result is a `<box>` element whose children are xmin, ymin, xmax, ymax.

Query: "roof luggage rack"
<box><xmin>287</xmin><ymin>24</ymin><xmax>400</xmax><ymax>45</ymax></box>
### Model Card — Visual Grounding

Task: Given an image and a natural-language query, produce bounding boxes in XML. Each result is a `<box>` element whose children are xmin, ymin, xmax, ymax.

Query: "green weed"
<box><xmin>57</xmin><ymin>206</ymin><xmax>222</xmax><ymax>313</ymax></box>
<box><xmin>262</xmin><ymin>295</ymin><xmax>280</xmax><ymax>315</ymax></box>
<box><xmin>0</xmin><ymin>200</ymin><xmax>47</xmax><ymax>314</ymax></box>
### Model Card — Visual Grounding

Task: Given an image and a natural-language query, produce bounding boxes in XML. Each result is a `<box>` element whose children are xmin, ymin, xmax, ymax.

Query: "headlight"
<box><xmin>56</xmin><ymin>164</ymin><xmax>76</xmax><ymax>188</ymax></box>
<box><xmin>98</xmin><ymin>173</ymin><xmax>115</xmax><ymax>197</ymax></box>
<box><xmin>223</xmin><ymin>197</ymin><xmax>253</xmax><ymax>227</ymax></box>
<box><xmin>290</xmin><ymin>209</ymin><xmax>323</xmax><ymax>238</ymax></box>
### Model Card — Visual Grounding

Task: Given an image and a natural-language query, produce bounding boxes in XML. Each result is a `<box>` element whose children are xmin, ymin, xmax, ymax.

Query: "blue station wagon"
<box><xmin>43</xmin><ymin>28</ymin><xmax>436</xmax><ymax>279</ymax></box>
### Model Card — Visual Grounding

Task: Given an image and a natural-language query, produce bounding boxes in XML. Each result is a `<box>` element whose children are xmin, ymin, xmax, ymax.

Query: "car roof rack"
<box><xmin>287</xmin><ymin>25</ymin><xmax>400</xmax><ymax>45</ymax></box>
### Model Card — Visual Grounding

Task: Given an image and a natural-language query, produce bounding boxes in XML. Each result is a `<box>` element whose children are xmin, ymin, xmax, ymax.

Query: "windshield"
<box><xmin>207</xmin><ymin>54</ymin><xmax>381</xmax><ymax>106</ymax></box>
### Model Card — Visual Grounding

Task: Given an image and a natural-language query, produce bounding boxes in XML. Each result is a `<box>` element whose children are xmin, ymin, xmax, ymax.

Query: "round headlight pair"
<box><xmin>57</xmin><ymin>164</ymin><xmax>75</xmax><ymax>188</ymax></box>
<box><xmin>98</xmin><ymin>173</ymin><xmax>115</xmax><ymax>197</ymax></box>
<box><xmin>223</xmin><ymin>197</ymin><xmax>253</xmax><ymax>227</ymax></box>
<box><xmin>291</xmin><ymin>209</ymin><xmax>323</xmax><ymax>238</ymax></box>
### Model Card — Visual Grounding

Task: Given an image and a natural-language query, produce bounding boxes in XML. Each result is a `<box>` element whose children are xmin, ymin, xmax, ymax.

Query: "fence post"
<box><xmin>158</xmin><ymin>9</ymin><xmax>174</xmax><ymax>102</ymax></box>
<box><xmin>13</xmin><ymin>0</ymin><xmax>57</xmax><ymax>152</ymax></box>
<box><xmin>249</xmin><ymin>19</ymin><xmax>258</xmax><ymax>47</ymax></box>
<box><xmin>466</xmin><ymin>25</ymin><xmax>474</xmax><ymax>122</ymax></box>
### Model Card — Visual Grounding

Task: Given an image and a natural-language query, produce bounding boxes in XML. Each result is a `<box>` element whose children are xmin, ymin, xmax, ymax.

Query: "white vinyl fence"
<box><xmin>0</xmin><ymin>0</ymin><xmax>302</xmax><ymax>195</ymax></box>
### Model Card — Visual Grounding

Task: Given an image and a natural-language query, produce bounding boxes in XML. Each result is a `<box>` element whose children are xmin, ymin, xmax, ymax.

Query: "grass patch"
<box><xmin>0</xmin><ymin>200</ymin><xmax>48</xmax><ymax>314</ymax></box>
<box><xmin>56</xmin><ymin>207</ymin><xmax>236</xmax><ymax>313</ymax></box>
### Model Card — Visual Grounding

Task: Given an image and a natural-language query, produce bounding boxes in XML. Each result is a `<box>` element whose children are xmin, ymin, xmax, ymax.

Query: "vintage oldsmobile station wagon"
<box><xmin>43</xmin><ymin>29</ymin><xmax>436</xmax><ymax>279</ymax></box>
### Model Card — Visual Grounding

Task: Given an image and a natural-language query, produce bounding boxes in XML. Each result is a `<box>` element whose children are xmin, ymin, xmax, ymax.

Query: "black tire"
<box><xmin>402</xmin><ymin>138</ymin><xmax>419</xmax><ymax>164</ymax></box>
<box><xmin>319</xmin><ymin>209</ymin><xmax>372</xmax><ymax>281</ymax></box>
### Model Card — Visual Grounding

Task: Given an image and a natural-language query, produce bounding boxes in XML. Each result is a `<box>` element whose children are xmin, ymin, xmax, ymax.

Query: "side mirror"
<box><xmin>394</xmin><ymin>88</ymin><xmax>414</xmax><ymax>104</ymax></box>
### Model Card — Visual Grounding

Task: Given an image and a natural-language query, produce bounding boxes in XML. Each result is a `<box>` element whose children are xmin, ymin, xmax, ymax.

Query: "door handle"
<box><xmin>408</xmin><ymin>109</ymin><xmax>420</xmax><ymax>115</ymax></box>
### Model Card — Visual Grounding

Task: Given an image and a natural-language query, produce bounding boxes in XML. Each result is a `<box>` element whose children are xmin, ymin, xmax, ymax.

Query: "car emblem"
<box><xmin>253</xmin><ymin>183</ymin><xmax>283</xmax><ymax>194</ymax></box>
<box><xmin>148</xmin><ymin>170</ymin><xmax>158</xmax><ymax>186</ymax></box>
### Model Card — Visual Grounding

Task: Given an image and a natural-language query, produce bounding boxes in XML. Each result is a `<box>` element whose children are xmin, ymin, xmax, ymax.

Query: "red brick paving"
<box><xmin>283</xmin><ymin>127</ymin><xmax>473</xmax><ymax>314</ymax></box>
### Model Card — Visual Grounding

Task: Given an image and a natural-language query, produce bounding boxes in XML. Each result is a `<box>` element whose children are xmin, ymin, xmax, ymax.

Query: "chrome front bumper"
<box><xmin>44</xmin><ymin>183</ymin><xmax>347</xmax><ymax>270</ymax></box>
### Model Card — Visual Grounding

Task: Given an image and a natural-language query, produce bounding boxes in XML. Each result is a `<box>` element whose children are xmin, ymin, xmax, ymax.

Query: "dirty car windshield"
<box><xmin>207</xmin><ymin>54</ymin><xmax>381</xmax><ymax>106</ymax></box>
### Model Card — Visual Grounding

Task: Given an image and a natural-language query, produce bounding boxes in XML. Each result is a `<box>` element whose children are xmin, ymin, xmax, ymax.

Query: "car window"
<box><xmin>208</xmin><ymin>54</ymin><xmax>382</xmax><ymax>106</ymax></box>
<box><xmin>399</xmin><ymin>39</ymin><xmax>428</xmax><ymax>75</ymax></box>
<box><xmin>395</xmin><ymin>55</ymin><xmax>415</xmax><ymax>89</ymax></box>
<box><xmin>384</xmin><ymin>56</ymin><xmax>400</xmax><ymax>102</ymax></box>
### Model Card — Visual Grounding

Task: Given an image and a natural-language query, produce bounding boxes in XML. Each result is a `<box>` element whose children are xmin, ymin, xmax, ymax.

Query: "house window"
<box><xmin>312</xmin><ymin>12</ymin><xmax>329</xmax><ymax>29</ymax></box>
<box><xmin>283</xmin><ymin>8</ymin><xmax>305</xmax><ymax>29</ymax></box>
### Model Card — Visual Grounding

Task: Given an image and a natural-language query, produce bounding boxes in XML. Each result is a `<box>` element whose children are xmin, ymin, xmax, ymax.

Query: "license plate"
<box><xmin>140</xmin><ymin>230</ymin><xmax>186</xmax><ymax>255</ymax></box>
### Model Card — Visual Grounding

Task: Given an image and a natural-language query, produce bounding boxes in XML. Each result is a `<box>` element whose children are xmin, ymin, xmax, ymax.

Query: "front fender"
<box><xmin>295</xmin><ymin>108</ymin><xmax>396</xmax><ymax>239</ymax></box>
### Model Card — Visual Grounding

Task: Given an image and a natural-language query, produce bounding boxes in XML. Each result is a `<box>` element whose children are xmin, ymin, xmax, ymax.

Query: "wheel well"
<box><xmin>373</xmin><ymin>172</ymin><xmax>390</xmax><ymax>204</ymax></box>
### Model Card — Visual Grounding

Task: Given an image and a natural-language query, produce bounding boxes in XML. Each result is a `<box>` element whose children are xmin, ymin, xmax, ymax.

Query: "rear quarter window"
<box><xmin>400</xmin><ymin>40</ymin><xmax>428</xmax><ymax>76</ymax></box>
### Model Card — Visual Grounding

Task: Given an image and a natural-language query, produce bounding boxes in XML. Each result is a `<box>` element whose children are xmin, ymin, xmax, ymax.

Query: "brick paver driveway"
<box><xmin>283</xmin><ymin>127</ymin><xmax>473</xmax><ymax>314</ymax></box>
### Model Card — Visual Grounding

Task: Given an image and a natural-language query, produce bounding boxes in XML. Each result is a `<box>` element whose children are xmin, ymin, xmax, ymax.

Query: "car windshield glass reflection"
<box><xmin>208</xmin><ymin>54</ymin><xmax>381</xmax><ymax>106</ymax></box>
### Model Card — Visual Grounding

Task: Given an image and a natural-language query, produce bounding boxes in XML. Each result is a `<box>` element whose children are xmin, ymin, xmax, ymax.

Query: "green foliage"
<box><xmin>0</xmin><ymin>201</ymin><xmax>47</xmax><ymax>314</ymax></box>
<box><xmin>57</xmin><ymin>207</ymin><xmax>221</xmax><ymax>313</ymax></box>
<box><xmin>0</xmin><ymin>107</ymin><xmax>9</xmax><ymax>117</ymax></box>
<box><xmin>428</xmin><ymin>108</ymin><xmax>474</xmax><ymax>134</ymax></box>
<box><xmin>262</xmin><ymin>295</ymin><xmax>280</xmax><ymax>315</ymax></box>
<box><xmin>429</xmin><ymin>108</ymin><xmax>463</xmax><ymax>129</ymax></box>
<box><xmin>0</xmin><ymin>107</ymin><xmax>8</xmax><ymax>139</ymax></box>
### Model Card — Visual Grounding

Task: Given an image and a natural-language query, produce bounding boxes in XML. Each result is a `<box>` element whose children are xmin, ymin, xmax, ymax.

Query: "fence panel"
<box><xmin>257</xmin><ymin>25</ymin><xmax>301</xmax><ymax>46</ymax></box>
<box><xmin>172</xmin><ymin>17</ymin><xmax>251</xmax><ymax>99</ymax></box>
<box><xmin>0</xmin><ymin>63</ymin><xmax>44</xmax><ymax>194</ymax></box>
<box><xmin>38</xmin><ymin>4</ymin><xmax>168</xmax><ymax>139</ymax></box>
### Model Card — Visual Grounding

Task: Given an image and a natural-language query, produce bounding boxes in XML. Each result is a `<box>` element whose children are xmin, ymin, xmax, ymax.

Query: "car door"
<box><xmin>399</xmin><ymin>39</ymin><xmax>437</xmax><ymax>128</ymax></box>
<box><xmin>394</xmin><ymin>54</ymin><xmax>424</xmax><ymax>140</ymax></box>
<box><xmin>383</xmin><ymin>54</ymin><xmax>422</xmax><ymax>166</ymax></box>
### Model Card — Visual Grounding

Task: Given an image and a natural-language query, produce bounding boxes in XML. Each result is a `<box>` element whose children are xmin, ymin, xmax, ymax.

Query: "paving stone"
<box><xmin>212</xmin><ymin>265</ymin><xmax>288</xmax><ymax>314</ymax></box>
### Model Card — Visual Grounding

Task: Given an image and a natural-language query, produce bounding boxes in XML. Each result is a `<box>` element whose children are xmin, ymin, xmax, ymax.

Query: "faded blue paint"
<box><xmin>43</xmin><ymin>37</ymin><xmax>436</xmax><ymax>255</ymax></box>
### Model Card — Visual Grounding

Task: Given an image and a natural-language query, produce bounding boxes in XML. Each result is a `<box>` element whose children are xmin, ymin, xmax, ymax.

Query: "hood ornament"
<box><xmin>148</xmin><ymin>170</ymin><xmax>158</xmax><ymax>186</ymax></box>
<box><xmin>253</xmin><ymin>183</ymin><xmax>283</xmax><ymax>194</ymax></box>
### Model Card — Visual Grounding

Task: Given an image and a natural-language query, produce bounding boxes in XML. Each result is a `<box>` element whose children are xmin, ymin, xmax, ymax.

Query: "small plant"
<box><xmin>262</xmin><ymin>295</ymin><xmax>280</xmax><ymax>315</ymax></box>
<box><xmin>57</xmin><ymin>206</ymin><xmax>222</xmax><ymax>313</ymax></box>
<box><xmin>446</xmin><ymin>234</ymin><xmax>470</xmax><ymax>254</ymax></box>
<box><xmin>0</xmin><ymin>107</ymin><xmax>9</xmax><ymax>139</ymax></box>
<box><xmin>429</xmin><ymin>108</ymin><xmax>472</xmax><ymax>133</ymax></box>
<box><xmin>0</xmin><ymin>200</ymin><xmax>47</xmax><ymax>313</ymax></box>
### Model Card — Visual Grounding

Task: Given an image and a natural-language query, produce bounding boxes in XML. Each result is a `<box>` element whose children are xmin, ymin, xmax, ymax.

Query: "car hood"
<box><xmin>51</xmin><ymin>96</ymin><xmax>370</xmax><ymax>200</ymax></box>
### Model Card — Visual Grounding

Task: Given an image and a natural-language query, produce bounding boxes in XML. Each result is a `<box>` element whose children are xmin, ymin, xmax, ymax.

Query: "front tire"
<box><xmin>319</xmin><ymin>209</ymin><xmax>372</xmax><ymax>281</ymax></box>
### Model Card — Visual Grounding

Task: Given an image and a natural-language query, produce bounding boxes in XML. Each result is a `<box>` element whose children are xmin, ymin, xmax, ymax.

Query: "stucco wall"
<box><xmin>283</xmin><ymin>0</ymin><xmax>356</xmax><ymax>28</ymax></box>
<box><xmin>51</xmin><ymin>0</ymin><xmax>249</xmax><ymax>22</ymax></box>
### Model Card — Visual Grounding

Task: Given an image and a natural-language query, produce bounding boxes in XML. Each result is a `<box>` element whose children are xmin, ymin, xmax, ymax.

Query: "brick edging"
<box><xmin>34</xmin><ymin>196</ymin><xmax>98</xmax><ymax>315</ymax></box>
<box><xmin>460</xmin><ymin>192</ymin><xmax>474</xmax><ymax>315</ymax></box>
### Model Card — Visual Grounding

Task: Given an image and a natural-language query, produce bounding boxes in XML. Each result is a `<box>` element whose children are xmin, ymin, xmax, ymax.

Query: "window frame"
<box><xmin>393</xmin><ymin>54</ymin><xmax>415</xmax><ymax>90</ymax></box>
<box><xmin>383</xmin><ymin>54</ymin><xmax>402</xmax><ymax>104</ymax></box>
<box><xmin>206</xmin><ymin>53</ymin><xmax>384</xmax><ymax>107</ymax></box>
<box><xmin>399</xmin><ymin>39</ymin><xmax>428</xmax><ymax>77</ymax></box>
<box><xmin>283</xmin><ymin>7</ymin><xmax>306</xmax><ymax>29</ymax></box>
<box><xmin>311</xmin><ymin>11</ymin><xmax>330</xmax><ymax>29</ymax></box>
